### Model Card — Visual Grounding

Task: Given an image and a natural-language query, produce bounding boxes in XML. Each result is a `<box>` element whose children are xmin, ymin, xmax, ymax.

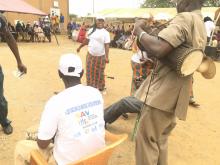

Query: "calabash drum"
<box><xmin>137</xmin><ymin>21</ymin><xmax>204</xmax><ymax>77</ymax></box>
<box><xmin>161</xmin><ymin>45</ymin><xmax>204</xmax><ymax>77</ymax></box>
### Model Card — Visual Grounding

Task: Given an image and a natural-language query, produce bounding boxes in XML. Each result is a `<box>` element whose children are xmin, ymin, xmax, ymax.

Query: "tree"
<box><xmin>203</xmin><ymin>0</ymin><xmax>220</xmax><ymax>7</ymax></box>
<box><xmin>141</xmin><ymin>0</ymin><xmax>220</xmax><ymax>8</ymax></box>
<box><xmin>141</xmin><ymin>0</ymin><xmax>174</xmax><ymax>8</ymax></box>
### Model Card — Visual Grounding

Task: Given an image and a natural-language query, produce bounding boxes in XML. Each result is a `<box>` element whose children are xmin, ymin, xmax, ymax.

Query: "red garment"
<box><xmin>77</xmin><ymin>27</ymin><xmax>86</xmax><ymax>43</ymax></box>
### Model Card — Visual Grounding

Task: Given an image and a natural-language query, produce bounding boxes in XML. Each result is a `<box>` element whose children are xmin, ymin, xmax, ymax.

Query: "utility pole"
<box><xmin>67</xmin><ymin>0</ymin><xmax>70</xmax><ymax>22</ymax></box>
<box><xmin>93</xmin><ymin>0</ymin><xmax>95</xmax><ymax>14</ymax></box>
<box><xmin>39</xmin><ymin>0</ymin><xmax>43</xmax><ymax>10</ymax></box>
<box><xmin>92</xmin><ymin>0</ymin><xmax>95</xmax><ymax>23</ymax></box>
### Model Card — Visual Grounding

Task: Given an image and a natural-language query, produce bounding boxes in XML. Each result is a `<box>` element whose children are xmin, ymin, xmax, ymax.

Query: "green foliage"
<box><xmin>69</xmin><ymin>14</ymin><xmax>77</xmax><ymax>18</ymax></box>
<box><xmin>203</xmin><ymin>0</ymin><xmax>220</xmax><ymax>7</ymax></box>
<box><xmin>141</xmin><ymin>0</ymin><xmax>175</xmax><ymax>8</ymax></box>
<box><xmin>141</xmin><ymin>0</ymin><xmax>220</xmax><ymax>8</ymax></box>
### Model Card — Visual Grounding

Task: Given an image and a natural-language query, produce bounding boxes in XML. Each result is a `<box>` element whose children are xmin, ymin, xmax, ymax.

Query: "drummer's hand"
<box><xmin>133</xmin><ymin>19</ymin><xmax>146</xmax><ymax>36</ymax></box>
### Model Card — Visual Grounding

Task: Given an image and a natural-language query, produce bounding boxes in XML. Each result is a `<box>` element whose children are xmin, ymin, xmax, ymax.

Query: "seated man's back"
<box><xmin>38</xmin><ymin>84</ymin><xmax>105</xmax><ymax>164</ymax></box>
<box><xmin>14</xmin><ymin>54</ymin><xmax>105</xmax><ymax>165</ymax></box>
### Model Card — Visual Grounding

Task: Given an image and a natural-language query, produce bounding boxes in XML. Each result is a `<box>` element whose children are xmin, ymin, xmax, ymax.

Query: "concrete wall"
<box><xmin>4</xmin><ymin>0</ymin><xmax>69</xmax><ymax>30</ymax></box>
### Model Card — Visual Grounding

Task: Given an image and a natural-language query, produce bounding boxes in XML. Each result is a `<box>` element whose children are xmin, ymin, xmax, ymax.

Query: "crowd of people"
<box><xmin>0</xmin><ymin>14</ymin><xmax>64</xmax><ymax>43</ymax></box>
<box><xmin>50</xmin><ymin>13</ymin><xmax>65</xmax><ymax>34</ymax></box>
<box><xmin>7</xmin><ymin>20</ymin><xmax>51</xmax><ymax>43</ymax></box>
<box><xmin>106</xmin><ymin>24</ymin><xmax>134</xmax><ymax>50</ymax></box>
<box><xmin>0</xmin><ymin>0</ymin><xmax>216</xmax><ymax>164</ymax></box>
<box><xmin>67</xmin><ymin>20</ymin><xmax>136</xmax><ymax>51</ymax></box>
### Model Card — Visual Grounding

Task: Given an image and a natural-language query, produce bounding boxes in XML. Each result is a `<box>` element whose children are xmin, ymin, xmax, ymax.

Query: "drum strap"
<box><xmin>150</xmin><ymin>20</ymin><xmax>171</xmax><ymax>35</ymax></box>
<box><xmin>131</xmin><ymin>61</ymin><xmax>158</xmax><ymax>141</ymax></box>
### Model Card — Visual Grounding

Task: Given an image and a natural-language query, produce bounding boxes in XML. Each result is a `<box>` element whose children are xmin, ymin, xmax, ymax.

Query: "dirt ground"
<box><xmin>0</xmin><ymin>36</ymin><xmax>220</xmax><ymax>165</ymax></box>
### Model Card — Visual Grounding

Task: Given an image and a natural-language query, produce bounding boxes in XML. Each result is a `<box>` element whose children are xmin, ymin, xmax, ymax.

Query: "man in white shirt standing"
<box><xmin>15</xmin><ymin>54</ymin><xmax>105</xmax><ymax>165</ymax></box>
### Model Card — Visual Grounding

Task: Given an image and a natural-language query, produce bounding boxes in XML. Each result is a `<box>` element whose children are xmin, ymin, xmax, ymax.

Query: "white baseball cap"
<box><xmin>96</xmin><ymin>15</ymin><xmax>105</xmax><ymax>21</ymax></box>
<box><xmin>59</xmin><ymin>53</ymin><xmax>83</xmax><ymax>77</ymax></box>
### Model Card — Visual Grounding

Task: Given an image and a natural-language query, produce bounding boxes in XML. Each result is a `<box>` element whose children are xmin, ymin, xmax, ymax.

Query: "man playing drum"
<box><xmin>133</xmin><ymin>0</ymin><xmax>206</xmax><ymax>164</ymax></box>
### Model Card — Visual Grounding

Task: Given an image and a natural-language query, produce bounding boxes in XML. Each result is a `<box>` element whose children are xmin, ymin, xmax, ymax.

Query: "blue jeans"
<box><xmin>104</xmin><ymin>96</ymin><xmax>143</xmax><ymax>124</ymax></box>
<box><xmin>0</xmin><ymin>66</ymin><xmax>9</xmax><ymax>127</ymax></box>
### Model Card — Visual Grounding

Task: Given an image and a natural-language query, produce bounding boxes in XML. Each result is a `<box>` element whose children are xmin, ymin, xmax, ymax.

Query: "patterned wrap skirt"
<box><xmin>86</xmin><ymin>53</ymin><xmax>106</xmax><ymax>91</ymax></box>
<box><xmin>130</xmin><ymin>60</ymin><xmax>152</xmax><ymax>96</ymax></box>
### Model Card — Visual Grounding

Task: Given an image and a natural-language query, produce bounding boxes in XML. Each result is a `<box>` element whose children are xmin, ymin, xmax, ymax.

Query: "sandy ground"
<box><xmin>0</xmin><ymin>36</ymin><xmax>220</xmax><ymax>165</ymax></box>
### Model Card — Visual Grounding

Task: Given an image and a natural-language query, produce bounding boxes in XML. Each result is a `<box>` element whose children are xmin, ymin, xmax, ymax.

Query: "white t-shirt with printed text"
<box><xmin>87</xmin><ymin>28</ymin><xmax>110</xmax><ymax>56</ymax></box>
<box><xmin>38</xmin><ymin>84</ymin><xmax>105</xmax><ymax>165</ymax></box>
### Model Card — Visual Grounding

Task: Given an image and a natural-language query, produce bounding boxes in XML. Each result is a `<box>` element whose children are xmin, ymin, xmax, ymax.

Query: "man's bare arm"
<box><xmin>133</xmin><ymin>20</ymin><xmax>174</xmax><ymax>59</ymax></box>
<box><xmin>1</xmin><ymin>16</ymin><xmax>27</xmax><ymax>73</ymax></box>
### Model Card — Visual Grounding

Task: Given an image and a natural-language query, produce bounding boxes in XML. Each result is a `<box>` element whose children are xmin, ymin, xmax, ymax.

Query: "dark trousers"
<box><xmin>104</xmin><ymin>96</ymin><xmax>143</xmax><ymax>124</ymax></box>
<box><xmin>0</xmin><ymin>66</ymin><xmax>8</xmax><ymax>127</ymax></box>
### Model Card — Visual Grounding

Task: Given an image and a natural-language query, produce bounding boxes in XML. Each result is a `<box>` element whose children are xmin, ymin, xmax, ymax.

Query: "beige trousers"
<box><xmin>14</xmin><ymin>140</ymin><xmax>57</xmax><ymax>165</ymax></box>
<box><xmin>135</xmin><ymin>106</ymin><xmax>176</xmax><ymax>165</ymax></box>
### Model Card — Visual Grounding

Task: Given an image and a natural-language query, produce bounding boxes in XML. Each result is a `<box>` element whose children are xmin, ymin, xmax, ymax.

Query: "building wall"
<box><xmin>4</xmin><ymin>0</ymin><xmax>69</xmax><ymax>30</ymax></box>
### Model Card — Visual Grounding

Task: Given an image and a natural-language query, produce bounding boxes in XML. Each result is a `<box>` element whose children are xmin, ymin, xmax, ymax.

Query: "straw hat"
<box><xmin>196</xmin><ymin>56</ymin><xmax>216</xmax><ymax>79</ymax></box>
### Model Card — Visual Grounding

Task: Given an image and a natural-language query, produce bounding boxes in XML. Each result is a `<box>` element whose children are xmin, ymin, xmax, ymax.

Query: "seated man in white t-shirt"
<box><xmin>14</xmin><ymin>54</ymin><xmax>105</xmax><ymax>165</ymax></box>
